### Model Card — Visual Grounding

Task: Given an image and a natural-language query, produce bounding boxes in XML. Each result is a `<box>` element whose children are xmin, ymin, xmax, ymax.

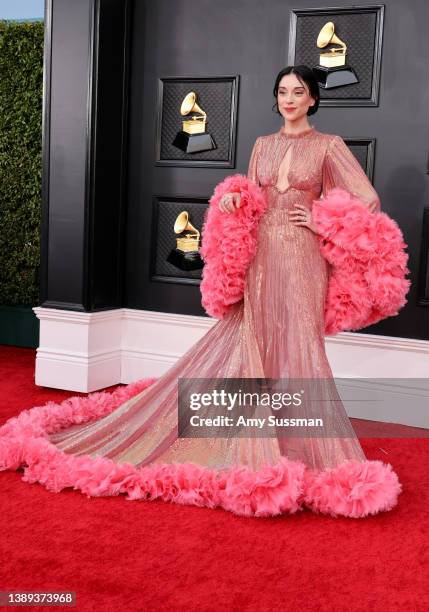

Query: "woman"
<box><xmin>0</xmin><ymin>66</ymin><xmax>408</xmax><ymax>518</ymax></box>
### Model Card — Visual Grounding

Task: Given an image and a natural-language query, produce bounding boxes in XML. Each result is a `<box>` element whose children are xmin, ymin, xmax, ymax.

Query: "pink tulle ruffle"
<box><xmin>199</xmin><ymin>174</ymin><xmax>268</xmax><ymax>319</ymax></box>
<box><xmin>312</xmin><ymin>187</ymin><xmax>411</xmax><ymax>335</ymax></box>
<box><xmin>0</xmin><ymin>381</ymin><xmax>402</xmax><ymax>518</ymax></box>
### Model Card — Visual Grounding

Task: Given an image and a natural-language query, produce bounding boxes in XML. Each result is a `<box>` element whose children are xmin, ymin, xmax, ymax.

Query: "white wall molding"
<box><xmin>334</xmin><ymin>376</ymin><xmax>429</xmax><ymax>429</ymax></box>
<box><xmin>33</xmin><ymin>307</ymin><xmax>123</xmax><ymax>392</ymax></box>
<box><xmin>33</xmin><ymin>307</ymin><xmax>429</xmax><ymax>428</ymax></box>
<box><xmin>325</xmin><ymin>331</ymin><xmax>429</xmax><ymax>378</ymax></box>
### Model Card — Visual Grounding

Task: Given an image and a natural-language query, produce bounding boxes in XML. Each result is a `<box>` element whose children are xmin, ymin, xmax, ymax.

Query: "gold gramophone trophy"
<box><xmin>172</xmin><ymin>91</ymin><xmax>216</xmax><ymax>153</ymax></box>
<box><xmin>312</xmin><ymin>22</ymin><xmax>359</xmax><ymax>89</ymax></box>
<box><xmin>166</xmin><ymin>211</ymin><xmax>204</xmax><ymax>271</ymax></box>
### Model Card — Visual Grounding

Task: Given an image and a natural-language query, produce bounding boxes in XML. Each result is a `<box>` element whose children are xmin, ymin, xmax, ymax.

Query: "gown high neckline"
<box><xmin>278</xmin><ymin>125</ymin><xmax>316</xmax><ymax>138</ymax></box>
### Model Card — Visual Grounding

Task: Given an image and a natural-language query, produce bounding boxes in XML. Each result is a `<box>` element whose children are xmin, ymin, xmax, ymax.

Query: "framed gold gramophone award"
<box><xmin>288</xmin><ymin>6</ymin><xmax>384</xmax><ymax>106</ymax></box>
<box><xmin>150</xmin><ymin>195</ymin><xmax>207</xmax><ymax>285</ymax></box>
<box><xmin>155</xmin><ymin>76</ymin><xmax>239</xmax><ymax>167</ymax></box>
<box><xmin>166</xmin><ymin>210</ymin><xmax>204</xmax><ymax>272</ymax></box>
<box><xmin>172</xmin><ymin>91</ymin><xmax>216</xmax><ymax>154</ymax></box>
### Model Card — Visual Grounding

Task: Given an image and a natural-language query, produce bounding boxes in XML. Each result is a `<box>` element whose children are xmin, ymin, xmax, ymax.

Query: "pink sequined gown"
<box><xmin>48</xmin><ymin>124</ymin><xmax>382</xmax><ymax>473</ymax></box>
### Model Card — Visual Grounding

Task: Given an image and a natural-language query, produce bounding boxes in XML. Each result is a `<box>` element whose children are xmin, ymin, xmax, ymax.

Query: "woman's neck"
<box><xmin>282</xmin><ymin>119</ymin><xmax>312</xmax><ymax>135</ymax></box>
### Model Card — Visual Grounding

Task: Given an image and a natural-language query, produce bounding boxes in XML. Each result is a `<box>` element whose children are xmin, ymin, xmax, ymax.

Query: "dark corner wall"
<box><xmin>40</xmin><ymin>0</ymin><xmax>130</xmax><ymax>311</ymax></box>
<box><xmin>41</xmin><ymin>0</ymin><xmax>429</xmax><ymax>340</ymax></box>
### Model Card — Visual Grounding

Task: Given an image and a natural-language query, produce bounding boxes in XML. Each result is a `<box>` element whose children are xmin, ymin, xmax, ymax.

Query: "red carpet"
<box><xmin>0</xmin><ymin>345</ymin><xmax>428</xmax><ymax>611</ymax></box>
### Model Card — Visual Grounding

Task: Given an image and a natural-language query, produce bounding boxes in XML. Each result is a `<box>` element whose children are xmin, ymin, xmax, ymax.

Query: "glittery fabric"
<box><xmin>49</xmin><ymin>125</ymin><xmax>381</xmax><ymax>472</ymax></box>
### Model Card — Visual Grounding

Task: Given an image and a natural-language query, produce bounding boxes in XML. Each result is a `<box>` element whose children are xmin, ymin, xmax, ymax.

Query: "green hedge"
<box><xmin>0</xmin><ymin>20</ymin><xmax>44</xmax><ymax>306</ymax></box>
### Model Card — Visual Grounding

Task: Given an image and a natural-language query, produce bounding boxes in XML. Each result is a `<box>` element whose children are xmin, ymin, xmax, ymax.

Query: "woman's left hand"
<box><xmin>287</xmin><ymin>204</ymin><xmax>319</xmax><ymax>234</ymax></box>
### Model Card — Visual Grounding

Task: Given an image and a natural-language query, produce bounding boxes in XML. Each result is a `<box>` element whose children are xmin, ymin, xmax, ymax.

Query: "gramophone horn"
<box><xmin>167</xmin><ymin>210</ymin><xmax>203</xmax><ymax>268</ymax></box>
<box><xmin>173</xmin><ymin>211</ymin><xmax>200</xmax><ymax>238</ymax></box>
<box><xmin>180</xmin><ymin>92</ymin><xmax>207</xmax><ymax>120</ymax></box>
<box><xmin>317</xmin><ymin>22</ymin><xmax>347</xmax><ymax>52</ymax></box>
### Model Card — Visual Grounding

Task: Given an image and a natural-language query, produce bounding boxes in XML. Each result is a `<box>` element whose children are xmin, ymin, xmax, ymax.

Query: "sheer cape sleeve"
<box><xmin>322</xmin><ymin>135</ymin><xmax>381</xmax><ymax>212</ymax></box>
<box><xmin>313</xmin><ymin>135</ymin><xmax>410</xmax><ymax>334</ymax></box>
<box><xmin>247</xmin><ymin>137</ymin><xmax>262</xmax><ymax>186</ymax></box>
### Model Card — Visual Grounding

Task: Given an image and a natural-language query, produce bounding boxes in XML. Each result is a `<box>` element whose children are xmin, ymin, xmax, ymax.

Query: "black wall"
<box><xmin>124</xmin><ymin>0</ymin><xmax>429</xmax><ymax>340</ymax></box>
<box><xmin>41</xmin><ymin>0</ymin><xmax>429</xmax><ymax>340</ymax></box>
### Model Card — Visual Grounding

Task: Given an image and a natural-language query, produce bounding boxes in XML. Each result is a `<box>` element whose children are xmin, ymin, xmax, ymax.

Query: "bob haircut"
<box><xmin>272</xmin><ymin>65</ymin><xmax>320</xmax><ymax>117</ymax></box>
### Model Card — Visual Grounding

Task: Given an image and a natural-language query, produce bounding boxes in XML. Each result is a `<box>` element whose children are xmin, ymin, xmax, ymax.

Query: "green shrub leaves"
<box><xmin>0</xmin><ymin>20</ymin><xmax>44</xmax><ymax>305</ymax></box>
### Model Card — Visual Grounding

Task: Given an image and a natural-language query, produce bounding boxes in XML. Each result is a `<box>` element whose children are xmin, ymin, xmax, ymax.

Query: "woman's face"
<box><xmin>277</xmin><ymin>73</ymin><xmax>315</xmax><ymax>122</ymax></box>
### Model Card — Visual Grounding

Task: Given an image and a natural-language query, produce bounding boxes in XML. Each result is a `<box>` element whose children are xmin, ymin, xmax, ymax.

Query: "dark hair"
<box><xmin>272</xmin><ymin>65</ymin><xmax>320</xmax><ymax>116</ymax></box>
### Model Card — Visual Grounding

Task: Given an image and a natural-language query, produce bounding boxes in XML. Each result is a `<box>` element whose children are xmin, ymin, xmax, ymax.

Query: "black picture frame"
<box><xmin>344</xmin><ymin>137</ymin><xmax>376</xmax><ymax>181</ymax></box>
<box><xmin>154</xmin><ymin>75</ymin><xmax>239</xmax><ymax>167</ymax></box>
<box><xmin>149</xmin><ymin>194</ymin><xmax>208</xmax><ymax>285</ymax></box>
<box><xmin>417</xmin><ymin>207</ymin><xmax>429</xmax><ymax>307</ymax></box>
<box><xmin>288</xmin><ymin>5</ymin><xmax>385</xmax><ymax>107</ymax></box>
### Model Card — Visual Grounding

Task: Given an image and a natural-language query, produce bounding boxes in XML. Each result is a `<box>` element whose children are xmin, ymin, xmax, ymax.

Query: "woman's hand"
<box><xmin>218</xmin><ymin>192</ymin><xmax>241</xmax><ymax>213</ymax></box>
<box><xmin>368</xmin><ymin>200</ymin><xmax>379</xmax><ymax>214</ymax></box>
<box><xmin>287</xmin><ymin>203</ymin><xmax>320</xmax><ymax>234</ymax></box>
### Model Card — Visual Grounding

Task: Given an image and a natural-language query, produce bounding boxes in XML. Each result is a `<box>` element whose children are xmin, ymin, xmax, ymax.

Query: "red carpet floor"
<box><xmin>0</xmin><ymin>345</ymin><xmax>428</xmax><ymax>612</ymax></box>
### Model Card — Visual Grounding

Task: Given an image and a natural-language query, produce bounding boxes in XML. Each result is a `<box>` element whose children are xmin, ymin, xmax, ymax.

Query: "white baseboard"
<box><xmin>33</xmin><ymin>307</ymin><xmax>122</xmax><ymax>392</ymax></box>
<box><xmin>121</xmin><ymin>308</ymin><xmax>211</xmax><ymax>383</ymax></box>
<box><xmin>334</xmin><ymin>377</ymin><xmax>429</xmax><ymax>429</ymax></box>
<box><xmin>32</xmin><ymin>307</ymin><xmax>429</xmax><ymax>427</ymax></box>
<box><xmin>325</xmin><ymin>331</ymin><xmax>429</xmax><ymax>377</ymax></box>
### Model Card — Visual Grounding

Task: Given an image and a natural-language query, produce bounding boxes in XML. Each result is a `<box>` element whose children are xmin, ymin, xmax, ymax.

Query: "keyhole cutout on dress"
<box><xmin>275</xmin><ymin>146</ymin><xmax>293</xmax><ymax>192</ymax></box>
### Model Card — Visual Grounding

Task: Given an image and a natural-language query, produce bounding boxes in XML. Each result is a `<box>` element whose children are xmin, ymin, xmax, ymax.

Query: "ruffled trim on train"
<box><xmin>302</xmin><ymin>459</ymin><xmax>402</xmax><ymax>518</ymax></box>
<box><xmin>0</xmin><ymin>381</ymin><xmax>401</xmax><ymax>518</ymax></box>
